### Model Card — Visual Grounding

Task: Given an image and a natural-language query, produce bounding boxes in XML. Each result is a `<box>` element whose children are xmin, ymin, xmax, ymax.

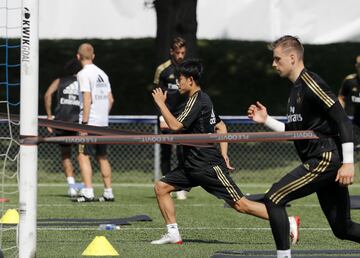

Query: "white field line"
<box><xmin>1</xmin><ymin>203</ymin><xmax>323</xmax><ymax>208</ymax></box>
<box><xmin>24</xmin><ymin>183</ymin><xmax>360</xmax><ymax>188</ymax></box>
<box><xmin>36</xmin><ymin>227</ymin><xmax>332</xmax><ymax>231</ymax></box>
<box><xmin>2</xmin><ymin>183</ymin><xmax>360</xmax><ymax>189</ymax></box>
<box><xmin>35</xmin><ymin>203</ymin><xmax>322</xmax><ymax>207</ymax></box>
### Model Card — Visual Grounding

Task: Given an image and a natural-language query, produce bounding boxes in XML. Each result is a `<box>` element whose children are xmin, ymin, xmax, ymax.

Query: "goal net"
<box><xmin>1</xmin><ymin>0</ymin><xmax>39</xmax><ymax>257</ymax></box>
<box><xmin>0</xmin><ymin>0</ymin><xmax>22</xmax><ymax>256</ymax></box>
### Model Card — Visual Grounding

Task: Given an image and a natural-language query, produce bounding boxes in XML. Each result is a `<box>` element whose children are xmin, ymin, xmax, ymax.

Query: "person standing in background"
<box><xmin>44</xmin><ymin>58</ymin><xmax>82</xmax><ymax>197</ymax></box>
<box><xmin>153</xmin><ymin>37</ymin><xmax>188</xmax><ymax>200</ymax></box>
<box><xmin>75</xmin><ymin>43</ymin><xmax>115</xmax><ymax>202</ymax></box>
<box><xmin>338</xmin><ymin>55</ymin><xmax>360</xmax><ymax>154</ymax></box>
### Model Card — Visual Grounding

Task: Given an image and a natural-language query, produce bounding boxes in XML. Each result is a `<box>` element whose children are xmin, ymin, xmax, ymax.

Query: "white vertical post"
<box><xmin>19</xmin><ymin>0</ymin><xmax>38</xmax><ymax>257</ymax></box>
<box><xmin>154</xmin><ymin>124</ymin><xmax>161</xmax><ymax>181</ymax></box>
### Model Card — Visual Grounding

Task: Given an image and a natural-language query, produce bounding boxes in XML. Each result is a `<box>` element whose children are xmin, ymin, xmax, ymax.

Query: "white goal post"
<box><xmin>19</xmin><ymin>0</ymin><xmax>39</xmax><ymax>257</ymax></box>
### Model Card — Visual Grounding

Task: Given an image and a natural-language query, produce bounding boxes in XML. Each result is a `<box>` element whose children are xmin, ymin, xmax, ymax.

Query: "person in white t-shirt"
<box><xmin>74</xmin><ymin>43</ymin><xmax>115</xmax><ymax>202</ymax></box>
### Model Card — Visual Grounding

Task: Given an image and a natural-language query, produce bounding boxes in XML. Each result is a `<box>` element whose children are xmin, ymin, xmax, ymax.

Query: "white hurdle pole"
<box><xmin>154</xmin><ymin>124</ymin><xmax>161</xmax><ymax>181</ymax></box>
<box><xmin>19</xmin><ymin>0</ymin><xmax>39</xmax><ymax>257</ymax></box>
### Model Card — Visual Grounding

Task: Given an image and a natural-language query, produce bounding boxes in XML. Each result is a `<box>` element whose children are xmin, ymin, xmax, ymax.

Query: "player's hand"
<box><xmin>223</xmin><ymin>155</ymin><xmax>235</xmax><ymax>171</ymax></box>
<box><xmin>46</xmin><ymin>116</ymin><xmax>54</xmax><ymax>133</ymax></box>
<box><xmin>247</xmin><ymin>101</ymin><xmax>268</xmax><ymax>124</ymax></box>
<box><xmin>160</xmin><ymin>121</ymin><xmax>169</xmax><ymax>130</ymax></box>
<box><xmin>80</xmin><ymin>131</ymin><xmax>88</xmax><ymax>136</ymax></box>
<box><xmin>335</xmin><ymin>163</ymin><xmax>355</xmax><ymax>187</ymax></box>
<box><xmin>152</xmin><ymin>88</ymin><xmax>167</xmax><ymax>106</ymax></box>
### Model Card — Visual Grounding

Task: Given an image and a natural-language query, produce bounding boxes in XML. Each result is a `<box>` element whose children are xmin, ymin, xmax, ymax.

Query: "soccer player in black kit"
<box><xmin>338</xmin><ymin>55</ymin><xmax>360</xmax><ymax>156</ymax></box>
<box><xmin>248</xmin><ymin>35</ymin><xmax>360</xmax><ymax>258</ymax></box>
<box><xmin>153</xmin><ymin>37</ymin><xmax>188</xmax><ymax>199</ymax></box>
<box><xmin>44</xmin><ymin>58</ymin><xmax>82</xmax><ymax>197</ymax></box>
<box><xmin>151</xmin><ymin>59</ymin><xmax>299</xmax><ymax>245</ymax></box>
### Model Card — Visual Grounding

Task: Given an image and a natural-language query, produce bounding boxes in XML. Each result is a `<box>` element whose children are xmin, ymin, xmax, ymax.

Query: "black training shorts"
<box><xmin>78</xmin><ymin>143</ymin><xmax>108</xmax><ymax>157</ymax></box>
<box><xmin>265</xmin><ymin>150</ymin><xmax>341</xmax><ymax>206</ymax></box>
<box><xmin>78</xmin><ymin>133</ymin><xmax>108</xmax><ymax>157</ymax></box>
<box><xmin>55</xmin><ymin>129</ymin><xmax>77</xmax><ymax>149</ymax></box>
<box><xmin>161</xmin><ymin>164</ymin><xmax>243</xmax><ymax>205</ymax></box>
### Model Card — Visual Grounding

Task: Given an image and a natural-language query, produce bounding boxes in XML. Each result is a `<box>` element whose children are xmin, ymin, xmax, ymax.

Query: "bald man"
<box><xmin>75</xmin><ymin>43</ymin><xmax>115</xmax><ymax>202</ymax></box>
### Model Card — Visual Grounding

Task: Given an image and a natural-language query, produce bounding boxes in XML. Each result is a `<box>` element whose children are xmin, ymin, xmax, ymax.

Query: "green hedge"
<box><xmin>34</xmin><ymin>39</ymin><xmax>360</xmax><ymax>115</ymax></box>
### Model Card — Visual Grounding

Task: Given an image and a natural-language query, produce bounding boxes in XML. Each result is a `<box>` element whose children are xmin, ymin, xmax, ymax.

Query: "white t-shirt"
<box><xmin>77</xmin><ymin>64</ymin><xmax>112</xmax><ymax>126</ymax></box>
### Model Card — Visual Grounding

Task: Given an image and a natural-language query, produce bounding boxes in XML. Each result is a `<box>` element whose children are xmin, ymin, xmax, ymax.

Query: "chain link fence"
<box><xmin>3</xmin><ymin>115</ymin><xmax>358</xmax><ymax>184</ymax></box>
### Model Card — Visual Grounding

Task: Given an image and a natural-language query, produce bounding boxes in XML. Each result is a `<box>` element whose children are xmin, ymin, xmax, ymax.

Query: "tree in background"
<box><xmin>153</xmin><ymin>0</ymin><xmax>198</xmax><ymax>66</ymax></box>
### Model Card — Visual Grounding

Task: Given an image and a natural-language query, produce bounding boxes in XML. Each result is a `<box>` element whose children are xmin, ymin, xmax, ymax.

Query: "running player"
<box><xmin>248</xmin><ymin>35</ymin><xmax>360</xmax><ymax>258</ymax></box>
<box><xmin>151</xmin><ymin>59</ymin><xmax>299</xmax><ymax>245</ymax></box>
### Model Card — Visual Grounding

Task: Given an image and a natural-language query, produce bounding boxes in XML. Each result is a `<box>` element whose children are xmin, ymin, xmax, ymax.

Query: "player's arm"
<box><xmin>153</xmin><ymin>69</ymin><xmax>170</xmax><ymax>130</ymax></box>
<box><xmin>79</xmin><ymin>91</ymin><xmax>91</xmax><ymax>137</ymax></box>
<box><xmin>44</xmin><ymin>78</ymin><xmax>60</xmax><ymax>133</ymax></box>
<box><xmin>306</xmin><ymin>76</ymin><xmax>354</xmax><ymax>186</ymax></box>
<box><xmin>152</xmin><ymin>88</ymin><xmax>183</xmax><ymax>131</ymax></box>
<box><xmin>327</xmin><ymin>102</ymin><xmax>354</xmax><ymax>186</ymax></box>
<box><xmin>108</xmin><ymin>92</ymin><xmax>114</xmax><ymax>113</ymax></box>
<box><xmin>77</xmin><ymin>71</ymin><xmax>91</xmax><ymax>125</ymax></box>
<box><xmin>82</xmin><ymin>91</ymin><xmax>91</xmax><ymax>124</ymax></box>
<box><xmin>215</xmin><ymin>120</ymin><xmax>234</xmax><ymax>170</ymax></box>
<box><xmin>338</xmin><ymin>95</ymin><xmax>346</xmax><ymax>108</ymax></box>
<box><xmin>44</xmin><ymin>78</ymin><xmax>60</xmax><ymax>119</ymax></box>
<box><xmin>153</xmin><ymin>65</ymin><xmax>161</xmax><ymax>87</ymax></box>
<box><xmin>247</xmin><ymin>101</ymin><xmax>285</xmax><ymax>132</ymax></box>
<box><xmin>338</xmin><ymin>77</ymin><xmax>351</xmax><ymax>108</ymax></box>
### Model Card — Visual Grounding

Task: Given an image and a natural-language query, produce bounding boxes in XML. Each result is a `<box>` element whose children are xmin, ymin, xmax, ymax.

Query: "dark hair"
<box><xmin>268</xmin><ymin>35</ymin><xmax>304</xmax><ymax>60</ymax></box>
<box><xmin>178</xmin><ymin>59</ymin><xmax>203</xmax><ymax>85</ymax></box>
<box><xmin>63</xmin><ymin>58</ymin><xmax>82</xmax><ymax>76</ymax></box>
<box><xmin>171</xmin><ymin>37</ymin><xmax>186</xmax><ymax>50</ymax></box>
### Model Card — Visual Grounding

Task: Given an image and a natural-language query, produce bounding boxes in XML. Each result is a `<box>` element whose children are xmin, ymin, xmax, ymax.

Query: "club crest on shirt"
<box><xmin>296</xmin><ymin>93</ymin><xmax>302</xmax><ymax>104</ymax></box>
<box><xmin>303</xmin><ymin>163</ymin><xmax>310</xmax><ymax>171</ymax></box>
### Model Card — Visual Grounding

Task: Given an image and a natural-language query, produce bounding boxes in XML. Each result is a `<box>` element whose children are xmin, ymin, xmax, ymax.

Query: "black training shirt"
<box><xmin>177</xmin><ymin>90</ymin><xmax>224</xmax><ymax>169</ymax></box>
<box><xmin>286</xmin><ymin>69</ymin><xmax>352</xmax><ymax>161</ymax></box>
<box><xmin>54</xmin><ymin>75</ymin><xmax>80</xmax><ymax>123</ymax></box>
<box><xmin>153</xmin><ymin>60</ymin><xmax>188</xmax><ymax>116</ymax></box>
<box><xmin>338</xmin><ymin>73</ymin><xmax>360</xmax><ymax>126</ymax></box>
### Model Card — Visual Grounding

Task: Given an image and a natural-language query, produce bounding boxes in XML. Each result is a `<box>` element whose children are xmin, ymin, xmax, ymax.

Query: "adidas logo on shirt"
<box><xmin>97</xmin><ymin>75</ymin><xmax>105</xmax><ymax>83</ymax></box>
<box><xmin>96</xmin><ymin>75</ymin><xmax>107</xmax><ymax>88</ymax></box>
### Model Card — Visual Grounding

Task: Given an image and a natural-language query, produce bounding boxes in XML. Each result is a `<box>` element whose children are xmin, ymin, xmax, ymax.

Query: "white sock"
<box><xmin>67</xmin><ymin>176</ymin><xmax>75</xmax><ymax>185</ymax></box>
<box><xmin>103</xmin><ymin>188</ymin><xmax>113</xmax><ymax>198</ymax></box>
<box><xmin>82</xmin><ymin>188</ymin><xmax>94</xmax><ymax>198</ymax></box>
<box><xmin>167</xmin><ymin>223</ymin><xmax>179</xmax><ymax>235</ymax></box>
<box><xmin>277</xmin><ymin>249</ymin><xmax>291</xmax><ymax>258</ymax></box>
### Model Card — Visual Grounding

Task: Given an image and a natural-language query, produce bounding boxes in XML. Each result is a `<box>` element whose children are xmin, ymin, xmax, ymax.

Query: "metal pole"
<box><xmin>154</xmin><ymin>124</ymin><xmax>161</xmax><ymax>181</ymax></box>
<box><xmin>19</xmin><ymin>0</ymin><xmax>38</xmax><ymax>257</ymax></box>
